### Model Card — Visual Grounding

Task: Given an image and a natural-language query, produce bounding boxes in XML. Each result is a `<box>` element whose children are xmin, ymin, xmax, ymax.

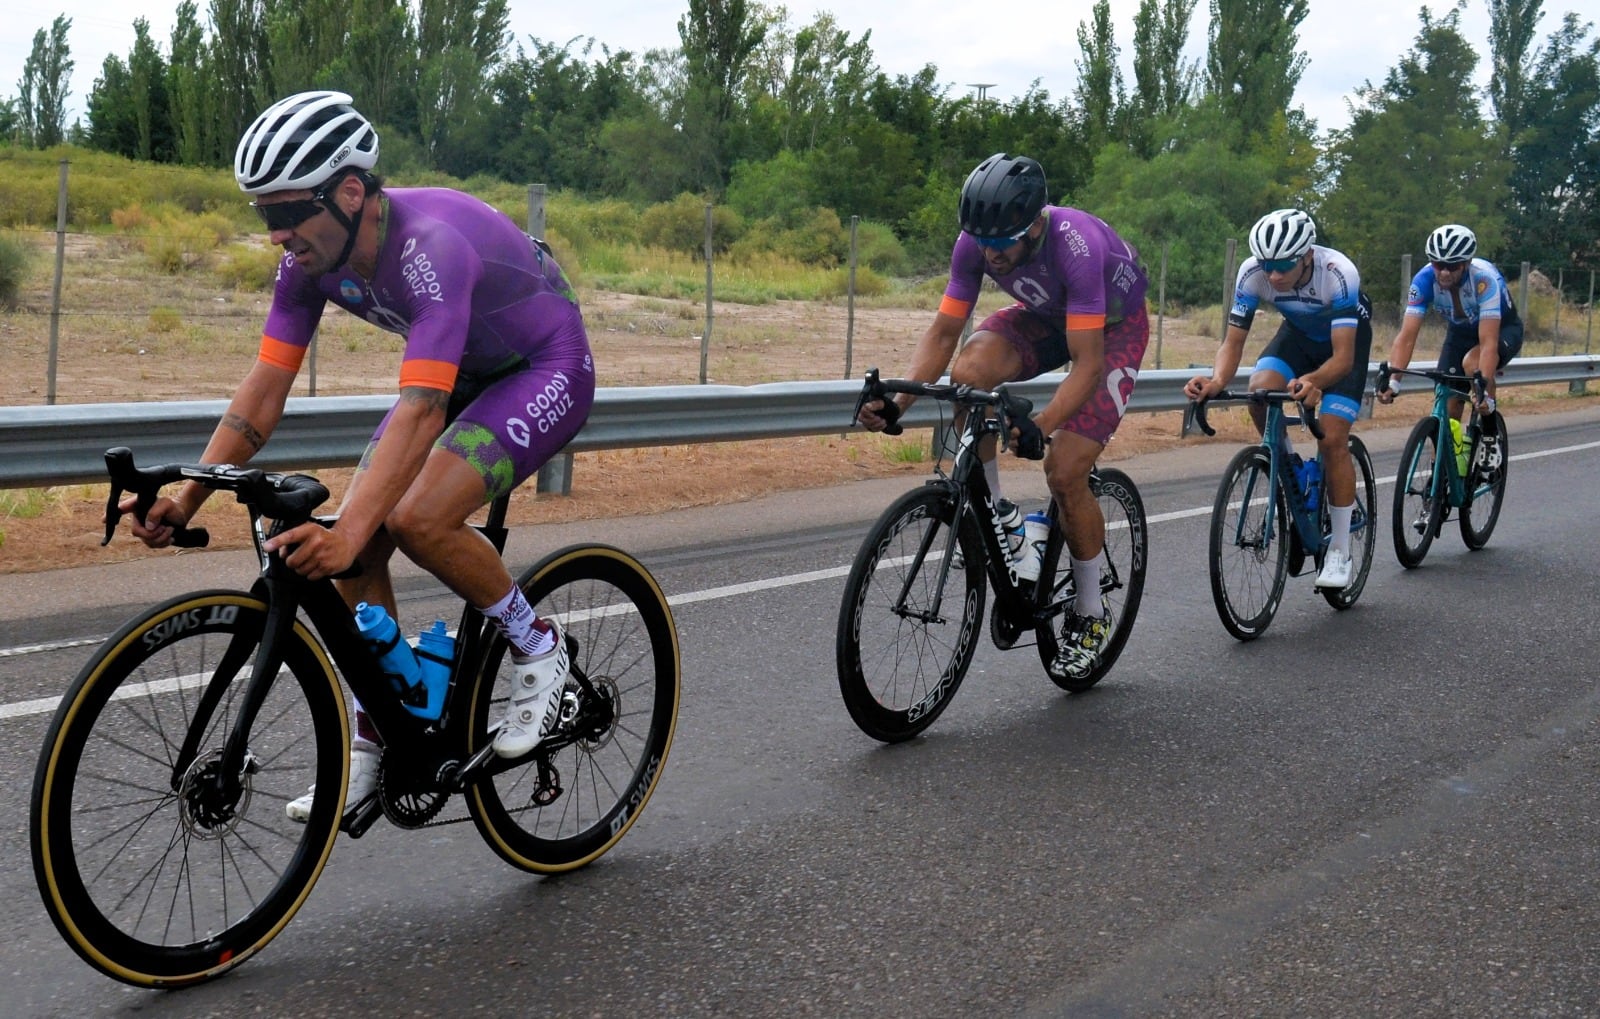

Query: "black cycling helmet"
<box><xmin>958</xmin><ymin>153</ymin><xmax>1048</xmax><ymax>239</ymax></box>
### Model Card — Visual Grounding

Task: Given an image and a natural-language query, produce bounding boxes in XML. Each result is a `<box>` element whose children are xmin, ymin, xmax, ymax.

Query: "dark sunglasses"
<box><xmin>1431</xmin><ymin>260</ymin><xmax>1467</xmax><ymax>272</ymax></box>
<box><xmin>971</xmin><ymin>225</ymin><xmax>1031</xmax><ymax>250</ymax></box>
<box><xmin>250</xmin><ymin>177</ymin><xmax>345</xmax><ymax>231</ymax></box>
<box><xmin>1259</xmin><ymin>256</ymin><xmax>1301</xmax><ymax>273</ymax></box>
<box><xmin>251</xmin><ymin>196</ymin><xmax>327</xmax><ymax>231</ymax></box>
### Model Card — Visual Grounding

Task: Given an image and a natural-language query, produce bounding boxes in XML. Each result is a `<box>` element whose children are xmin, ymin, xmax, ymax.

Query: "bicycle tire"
<box><xmin>1459</xmin><ymin>412</ymin><xmax>1508</xmax><ymax>550</ymax></box>
<box><xmin>1035</xmin><ymin>468</ymin><xmax>1148</xmax><ymax>692</ymax></box>
<box><xmin>836</xmin><ymin>484</ymin><xmax>986</xmax><ymax>742</ymax></box>
<box><xmin>1319</xmin><ymin>435</ymin><xmax>1377</xmax><ymax>610</ymax></box>
<box><xmin>1209</xmin><ymin>446</ymin><xmax>1290</xmax><ymax>641</ymax></box>
<box><xmin>31</xmin><ymin>591</ymin><xmax>347</xmax><ymax>988</ymax></box>
<box><xmin>1393</xmin><ymin>416</ymin><xmax>1446</xmax><ymax>568</ymax></box>
<box><xmin>467</xmin><ymin>544</ymin><xmax>680</xmax><ymax>872</ymax></box>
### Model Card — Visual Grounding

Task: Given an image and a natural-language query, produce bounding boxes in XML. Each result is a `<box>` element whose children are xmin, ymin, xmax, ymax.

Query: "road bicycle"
<box><xmin>1192</xmin><ymin>391</ymin><xmax>1377</xmax><ymax>641</ymax></box>
<box><xmin>1378</xmin><ymin>363</ymin><xmax>1509</xmax><ymax>568</ymax></box>
<box><xmin>30</xmin><ymin>447</ymin><xmax>680</xmax><ymax>988</ymax></box>
<box><xmin>835</xmin><ymin>369</ymin><xmax>1148</xmax><ymax>743</ymax></box>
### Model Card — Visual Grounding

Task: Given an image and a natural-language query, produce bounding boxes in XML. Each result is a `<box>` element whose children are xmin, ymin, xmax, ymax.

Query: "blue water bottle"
<box><xmin>1302</xmin><ymin>458</ymin><xmax>1321</xmax><ymax>512</ymax></box>
<box><xmin>354</xmin><ymin>602</ymin><xmax>428</xmax><ymax>714</ymax></box>
<box><xmin>410</xmin><ymin>620</ymin><xmax>455</xmax><ymax>721</ymax></box>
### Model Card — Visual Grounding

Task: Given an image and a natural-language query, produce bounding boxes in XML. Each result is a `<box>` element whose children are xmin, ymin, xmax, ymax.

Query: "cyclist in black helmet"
<box><xmin>855</xmin><ymin>152</ymin><xmax>1150</xmax><ymax>683</ymax></box>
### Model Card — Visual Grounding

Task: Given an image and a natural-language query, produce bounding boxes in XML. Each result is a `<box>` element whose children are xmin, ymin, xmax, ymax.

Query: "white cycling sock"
<box><xmin>1328</xmin><ymin>503</ymin><xmax>1354</xmax><ymax>555</ymax></box>
<box><xmin>483</xmin><ymin>587</ymin><xmax>556</xmax><ymax>659</ymax></box>
<box><xmin>1071</xmin><ymin>554</ymin><xmax>1105</xmax><ymax>617</ymax></box>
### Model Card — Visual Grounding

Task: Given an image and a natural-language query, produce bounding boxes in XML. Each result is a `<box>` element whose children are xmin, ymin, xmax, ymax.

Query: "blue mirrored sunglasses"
<box><xmin>1259</xmin><ymin>256</ymin><xmax>1300</xmax><ymax>273</ymax></box>
<box><xmin>971</xmin><ymin>227</ymin><xmax>1030</xmax><ymax>250</ymax></box>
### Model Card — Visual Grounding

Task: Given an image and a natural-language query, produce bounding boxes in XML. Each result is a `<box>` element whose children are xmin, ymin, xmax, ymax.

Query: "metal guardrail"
<box><xmin>2</xmin><ymin>357</ymin><xmax>1594</xmax><ymax>488</ymax></box>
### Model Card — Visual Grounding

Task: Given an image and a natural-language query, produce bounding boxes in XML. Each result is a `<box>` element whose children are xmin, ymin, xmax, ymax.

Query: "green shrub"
<box><xmin>817</xmin><ymin>265</ymin><xmax>890</xmax><ymax>298</ymax></box>
<box><xmin>769</xmin><ymin>207</ymin><xmax>848</xmax><ymax>267</ymax></box>
<box><xmin>0</xmin><ymin>232</ymin><xmax>32</xmax><ymax>309</ymax></box>
<box><xmin>148</xmin><ymin>306</ymin><xmax>182</xmax><ymax>333</ymax></box>
<box><xmin>640</xmin><ymin>193</ymin><xmax>744</xmax><ymax>255</ymax></box>
<box><xmin>213</xmin><ymin>242</ymin><xmax>284</xmax><ymax>290</ymax></box>
<box><xmin>143</xmin><ymin>214</ymin><xmax>226</xmax><ymax>273</ymax></box>
<box><xmin>850</xmin><ymin>220</ymin><xmax>908</xmax><ymax>274</ymax></box>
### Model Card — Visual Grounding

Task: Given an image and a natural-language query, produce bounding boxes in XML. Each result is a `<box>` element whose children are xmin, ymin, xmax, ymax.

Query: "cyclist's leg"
<box><xmin>952</xmin><ymin>306</ymin><xmax>1062</xmax><ymax>495</ymax></box>
<box><xmin>1251</xmin><ymin>321</ymin><xmax>1303</xmax><ymax>439</ymax></box>
<box><xmin>1437</xmin><ymin>324</ymin><xmax>1477</xmax><ymax>419</ymax></box>
<box><xmin>1315</xmin><ymin>318</ymin><xmax>1371</xmax><ymax>557</ymax></box>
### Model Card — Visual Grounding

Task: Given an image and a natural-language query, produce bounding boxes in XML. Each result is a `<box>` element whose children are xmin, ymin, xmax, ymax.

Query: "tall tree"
<box><xmin>1075</xmin><ymin>0</ymin><xmax>1123</xmax><ymax>154</ymax></box>
<box><xmin>208</xmin><ymin>0</ymin><xmax>272</xmax><ymax>149</ymax></box>
<box><xmin>1321</xmin><ymin>6</ymin><xmax>1508</xmax><ymax>306</ymax></box>
<box><xmin>415</xmin><ymin>0</ymin><xmax>510</xmax><ymax>165</ymax></box>
<box><xmin>128</xmin><ymin>19</ymin><xmax>171</xmax><ymax>162</ymax></box>
<box><xmin>677</xmin><ymin>0</ymin><xmax>766</xmax><ymax>189</ymax></box>
<box><xmin>1488</xmin><ymin>0</ymin><xmax>1544</xmax><ymax>152</ymax></box>
<box><xmin>1130</xmin><ymin>0</ymin><xmax>1198</xmax><ymax>156</ymax></box>
<box><xmin>85</xmin><ymin>53</ymin><xmax>140</xmax><ymax>157</ymax></box>
<box><xmin>1205</xmin><ymin>0</ymin><xmax>1308</xmax><ymax>147</ymax></box>
<box><xmin>1501</xmin><ymin>11</ymin><xmax>1600</xmax><ymax>276</ymax></box>
<box><xmin>19</xmin><ymin>16</ymin><xmax>75</xmax><ymax>148</ymax></box>
<box><xmin>168</xmin><ymin>1</ymin><xmax>213</xmax><ymax>164</ymax></box>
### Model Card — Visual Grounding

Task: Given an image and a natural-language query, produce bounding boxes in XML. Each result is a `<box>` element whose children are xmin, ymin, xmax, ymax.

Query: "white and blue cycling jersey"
<box><xmin>1227</xmin><ymin>245</ymin><xmax>1366</xmax><ymax>341</ymax></box>
<box><xmin>1405</xmin><ymin>258</ymin><xmax>1515</xmax><ymax>327</ymax></box>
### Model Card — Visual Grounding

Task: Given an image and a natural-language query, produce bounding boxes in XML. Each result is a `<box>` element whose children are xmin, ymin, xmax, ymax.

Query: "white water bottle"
<box><xmin>997</xmin><ymin>498</ymin><xmax>1024</xmax><ymax>559</ymax></box>
<box><xmin>1015</xmin><ymin>511</ymin><xmax>1051</xmax><ymax>582</ymax></box>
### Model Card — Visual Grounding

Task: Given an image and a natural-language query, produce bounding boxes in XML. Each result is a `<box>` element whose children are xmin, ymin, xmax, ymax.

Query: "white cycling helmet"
<box><xmin>1425</xmin><ymin>224</ymin><xmax>1476</xmax><ymax>263</ymax></box>
<box><xmin>1248</xmin><ymin>208</ymin><xmax>1317</xmax><ymax>261</ymax></box>
<box><xmin>234</xmin><ymin>90</ymin><xmax>379</xmax><ymax>195</ymax></box>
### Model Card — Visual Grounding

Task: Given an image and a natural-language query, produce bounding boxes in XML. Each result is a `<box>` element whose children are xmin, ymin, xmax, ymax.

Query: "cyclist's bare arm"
<box><xmin>1379</xmin><ymin>315</ymin><xmax>1424</xmax><ymax>402</ymax></box>
<box><xmin>1035</xmin><ymin>326</ymin><xmax>1105</xmax><ymax>434</ymax></box>
<box><xmin>857</xmin><ymin>311</ymin><xmax>965</xmax><ymax>429</ymax></box>
<box><xmin>265</xmin><ymin>386</ymin><xmax>448</xmax><ymax>581</ymax></box>
<box><xmin>120</xmin><ymin>361</ymin><xmax>296</xmax><ymax>546</ymax></box>
<box><xmin>1474</xmin><ymin>316</ymin><xmax>1503</xmax><ymax>400</ymax></box>
<box><xmin>1185</xmin><ymin>323</ymin><xmax>1250</xmax><ymax>400</ymax></box>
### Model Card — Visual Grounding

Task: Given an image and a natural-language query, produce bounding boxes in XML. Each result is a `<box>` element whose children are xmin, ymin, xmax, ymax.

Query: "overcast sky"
<box><xmin>4</xmin><ymin>1</ymin><xmax>1518</xmax><ymax>136</ymax></box>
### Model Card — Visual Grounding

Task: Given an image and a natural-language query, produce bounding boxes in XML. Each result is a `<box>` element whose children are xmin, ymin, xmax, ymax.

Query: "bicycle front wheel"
<box><xmin>1393</xmin><ymin>416</ymin><xmax>1446</xmax><ymax>568</ymax></box>
<box><xmin>1460</xmin><ymin>412</ymin><xmax>1508</xmax><ymax>550</ymax></box>
<box><xmin>467</xmin><ymin>545</ymin><xmax>680</xmax><ymax>873</ymax></box>
<box><xmin>836</xmin><ymin>484</ymin><xmax>986</xmax><ymax>742</ymax></box>
<box><xmin>31</xmin><ymin>591</ymin><xmax>347</xmax><ymax>988</ymax></box>
<box><xmin>1209</xmin><ymin>446</ymin><xmax>1290</xmax><ymax>641</ymax></box>
<box><xmin>1035</xmin><ymin>468</ymin><xmax>1148</xmax><ymax>692</ymax></box>
<box><xmin>1320</xmin><ymin>435</ymin><xmax>1377</xmax><ymax>610</ymax></box>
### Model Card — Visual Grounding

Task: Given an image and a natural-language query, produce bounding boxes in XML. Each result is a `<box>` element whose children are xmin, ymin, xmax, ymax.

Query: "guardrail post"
<box><xmin>536</xmin><ymin>452</ymin><xmax>573</xmax><ymax>495</ymax></box>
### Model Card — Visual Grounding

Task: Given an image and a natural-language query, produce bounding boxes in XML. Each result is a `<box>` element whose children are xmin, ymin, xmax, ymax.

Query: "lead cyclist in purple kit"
<box><xmin>855</xmin><ymin>153</ymin><xmax>1150</xmax><ymax>683</ymax></box>
<box><xmin>116</xmin><ymin>91</ymin><xmax>597</xmax><ymax>820</ymax></box>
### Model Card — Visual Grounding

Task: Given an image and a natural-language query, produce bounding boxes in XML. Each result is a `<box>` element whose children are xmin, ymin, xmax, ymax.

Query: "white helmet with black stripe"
<box><xmin>1248</xmin><ymin>208</ymin><xmax>1317</xmax><ymax>261</ymax></box>
<box><xmin>234</xmin><ymin>90</ymin><xmax>379</xmax><ymax>195</ymax></box>
<box><xmin>1425</xmin><ymin>224</ymin><xmax>1476</xmax><ymax>263</ymax></box>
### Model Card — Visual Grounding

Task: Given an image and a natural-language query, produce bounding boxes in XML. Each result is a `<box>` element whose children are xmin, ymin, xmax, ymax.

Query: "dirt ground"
<box><xmin>4</xmin><ymin>256</ymin><xmax>1595</xmax><ymax>574</ymax></box>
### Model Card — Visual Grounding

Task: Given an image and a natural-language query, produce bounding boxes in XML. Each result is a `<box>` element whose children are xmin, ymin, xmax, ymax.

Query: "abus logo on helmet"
<box><xmin>328</xmin><ymin>144</ymin><xmax>351</xmax><ymax>169</ymax></box>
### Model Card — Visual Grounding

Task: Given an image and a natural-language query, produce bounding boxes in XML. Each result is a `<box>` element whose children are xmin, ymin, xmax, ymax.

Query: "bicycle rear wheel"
<box><xmin>467</xmin><ymin>545</ymin><xmax>680</xmax><ymax>872</ymax></box>
<box><xmin>1035</xmin><ymin>468</ymin><xmax>1148</xmax><ymax>692</ymax></box>
<box><xmin>836</xmin><ymin>484</ymin><xmax>986</xmax><ymax>742</ymax></box>
<box><xmin>1320</xmin><ymin>435</ymin><xmax>1377</xmax><ymax>610</ymax></box>
<box><xmin>1209</xmin><ymin>446</ymin><xmax>1290</xmax><ymax>641</ymax></box>
<box><xmin>31</xmin><ymin>591</ymin><xmax>347</xmax><ymax>988</ymax></box>
<box><xmin>1393</xmin><ymin>416</ymin><xmax>1446</xmax><ymax>568</ymax></box>
<box><xmin>1460</xmin><ymin>412</ymin><xmax>1508</xmax><ymax>550</ymax></box>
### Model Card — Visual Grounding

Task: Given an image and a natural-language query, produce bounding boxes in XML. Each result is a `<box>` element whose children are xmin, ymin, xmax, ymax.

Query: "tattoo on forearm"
<box><xmin>400</xmin><ymin>386</ymin><xmax>451</xmax><ymax>412</ymax></box>
<box><xmin>221</xmin><ymin>413</ymin><xmax>267</xmax><ymax>451</ymax></box>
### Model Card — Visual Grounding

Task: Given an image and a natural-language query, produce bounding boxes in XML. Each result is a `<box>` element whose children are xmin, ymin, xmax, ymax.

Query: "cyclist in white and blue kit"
<box><xmin>1376</xmin><ymin>223</ymin><xmax>1522</xmax><ymax>418</ymax></box>
<box><xmin>1185</xmin><ymin>208</ymin><xmax>1373</xmax><ymax>591</ymax></box>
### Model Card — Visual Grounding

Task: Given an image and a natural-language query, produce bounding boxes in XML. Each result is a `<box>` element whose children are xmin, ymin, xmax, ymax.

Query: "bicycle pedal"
<box><xmin>341</xmin><ymin>794</ymin><xmax>384</xmax><ymax>838</ymax></box>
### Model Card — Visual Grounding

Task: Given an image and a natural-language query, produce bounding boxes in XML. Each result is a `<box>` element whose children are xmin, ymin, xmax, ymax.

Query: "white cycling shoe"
<box><xmin>286</xmin><ymin>741</ymin><xmax>380</xmax><ymax>823</ymax></box>
<box><xmin>492</xmin><ymin>622</ymin><xmax>570</xmax><ymax>758</ymax></box>
<box><xmin>1314</xmin><ymin>548</ymin><xmax>1353</xmax><ymax>590</ymax></box>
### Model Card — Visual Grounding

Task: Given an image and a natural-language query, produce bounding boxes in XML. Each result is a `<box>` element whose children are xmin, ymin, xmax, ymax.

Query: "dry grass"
<box><xmin>3</xmin><ymin>232</ymin><xmax>1596</xmax><ymax>573</ymax></box>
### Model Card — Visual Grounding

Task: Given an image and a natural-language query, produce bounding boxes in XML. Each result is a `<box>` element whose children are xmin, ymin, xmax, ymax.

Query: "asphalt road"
<box><xmin>2</xmin><ymin>406</ymin><xmax>1599</xmax><ymax>1018</ymax></box>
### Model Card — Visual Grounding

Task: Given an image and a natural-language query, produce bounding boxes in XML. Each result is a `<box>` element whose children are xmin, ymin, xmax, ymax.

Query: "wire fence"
<box><xmin>4</xmin><ymin>159</ymin><xmax>1597</xmax><ymax>405</ymax></box>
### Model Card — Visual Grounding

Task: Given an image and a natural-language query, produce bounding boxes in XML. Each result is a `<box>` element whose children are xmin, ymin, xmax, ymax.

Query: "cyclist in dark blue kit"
<box><xmin>1377</xmin><ymin>224</ymin><xmax>1523</xmax><ymax>424</ymax></box>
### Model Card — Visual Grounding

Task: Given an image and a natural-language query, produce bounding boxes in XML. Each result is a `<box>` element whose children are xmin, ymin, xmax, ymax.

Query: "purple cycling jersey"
<box><xmin>941</xmin><ymin>206</ymin><xmax>1147</xmax><ymax>330</ymax></box>
<box><xmin>259</xmin><ymin>187</ymin><xmax>584</xmax><ymax>390</ymax></box>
